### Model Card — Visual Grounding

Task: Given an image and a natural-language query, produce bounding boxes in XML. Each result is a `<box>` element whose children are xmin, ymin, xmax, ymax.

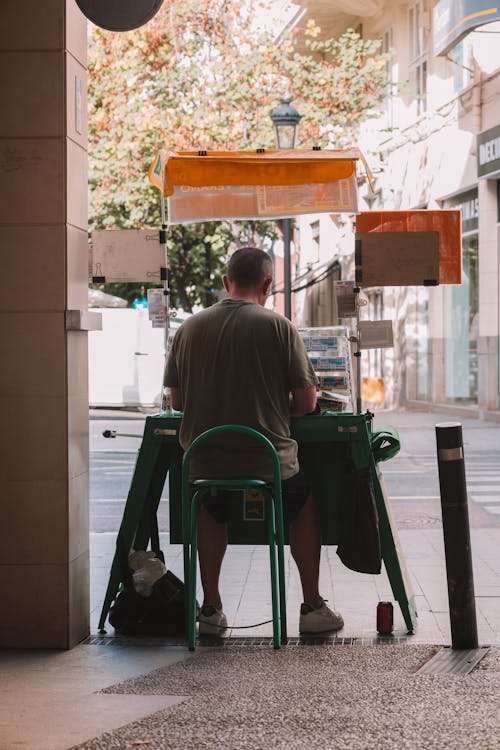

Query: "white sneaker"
<box><xmin>198</xmin><ymin>605</ymin><xmax>228</xmax><ymax>636</ymax></box>
<box><xmin>299</xmin><ymin>600</ymin><xmax>344</xmax><ymax>634</ymax></box>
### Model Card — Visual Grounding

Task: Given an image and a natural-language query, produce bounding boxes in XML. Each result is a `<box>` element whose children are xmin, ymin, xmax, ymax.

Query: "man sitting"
<box><xmin>164</xmin><ymin>247</ymin><xmax>344</xmax><ymax>635</ymax></box>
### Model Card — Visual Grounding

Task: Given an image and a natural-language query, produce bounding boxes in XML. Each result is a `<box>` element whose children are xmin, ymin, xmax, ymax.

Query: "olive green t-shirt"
<box><xmin>164</xmin><ymin>299</ymin><xmax>317</xmax><ymax>481</ymax></box>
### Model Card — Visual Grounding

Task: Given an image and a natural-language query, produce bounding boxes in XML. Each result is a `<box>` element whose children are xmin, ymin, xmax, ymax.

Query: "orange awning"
<box><xmin>148</xmin><ymin>148</ymin><xmax>373</xmax><ymax>223</ymax></box>
<box><xmin>148</xmin><ymin>148</ymin><xmax>373</xmax><ymax>197</ymax></box>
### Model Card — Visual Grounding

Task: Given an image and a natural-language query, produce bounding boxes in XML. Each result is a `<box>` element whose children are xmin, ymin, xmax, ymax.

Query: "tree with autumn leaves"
<box><xmin>88</xmin><ymin>0</ymin><xmax>389</xmax><ymax>310</ymax></box>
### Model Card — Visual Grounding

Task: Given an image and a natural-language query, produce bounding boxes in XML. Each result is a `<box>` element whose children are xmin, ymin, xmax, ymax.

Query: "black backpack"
<box><xmin>109</xmin><ymin>568</ymin><xmax>189</xmax><ymax>636</ymax></box>
<box><xmin>108</xmin><ymin>514</ymin><xmax>196</xmax><ymax>636</ymax></box>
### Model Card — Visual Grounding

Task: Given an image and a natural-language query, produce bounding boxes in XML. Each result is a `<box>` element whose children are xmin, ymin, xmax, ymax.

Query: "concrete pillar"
<box><xmin>0</xmin><ymin>0</ymin><xmax>89</xmax><ymax>647</ymax></box>
<box><xmin>477</xmin><ymin>178</ymin><xmax>499</xmax><ymax>413</ymax></box>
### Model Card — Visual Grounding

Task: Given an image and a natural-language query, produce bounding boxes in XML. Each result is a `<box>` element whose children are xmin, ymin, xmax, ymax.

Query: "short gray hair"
<box><xmin>227</xmin><ymin>247</ymin><xmax>273</xmax><ymax>287</ymax></box>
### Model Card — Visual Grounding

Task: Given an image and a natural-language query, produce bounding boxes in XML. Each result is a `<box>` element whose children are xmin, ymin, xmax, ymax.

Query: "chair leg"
<box><xmin>264</xmin><ymin>491</ymin><xmax>281</xmax><ymax>649</ymax></box>
<box><xmin>187</xmin><ymin>491</ymin><xmax>204</xmax><ymax>650</ymax></box>
<box><xmin>274</xmin><ymin>490</ymin><xmax>287</xmax><ymax>642</ymax></box>
<box><xmin>183</xmin><ymin>542</ymin><xmax>192</xmax><ymax>649</ymax></box>
<box><xmin>182</xmin><ymin>484</ymin><xmax>191</xmax><ymax>638</ymax></box>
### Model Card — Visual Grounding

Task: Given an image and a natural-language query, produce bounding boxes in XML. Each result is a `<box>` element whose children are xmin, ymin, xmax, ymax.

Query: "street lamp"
<box><xmin>270</xmin><ymin>99</ymin><xmax>302</xmax><ymax>320</ymax></box>
<box><xmin>270</xmin><ymin>98</ymin><xmax>302</xmax><ymax>149</ymax></box>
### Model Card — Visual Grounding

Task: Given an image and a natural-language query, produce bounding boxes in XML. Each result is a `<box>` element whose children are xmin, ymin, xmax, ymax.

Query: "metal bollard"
<box><xmin>435</xmin><ymin>422</ymin><xmax>478</xmax><ymax>649</ymax></box>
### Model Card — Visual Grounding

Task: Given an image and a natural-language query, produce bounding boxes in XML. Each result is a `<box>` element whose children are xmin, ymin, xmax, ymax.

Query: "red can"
<box><xmin>377</xmin><ymin>601</ymin><xmax>394</xmax><ymax>635</ymax></box>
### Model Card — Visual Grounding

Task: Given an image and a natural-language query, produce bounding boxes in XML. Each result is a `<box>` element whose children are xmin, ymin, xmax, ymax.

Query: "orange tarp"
<box><xmin>356</xmin><ymin>210</ymin><xmax>462</xmax><ymax>285</ymax></box>
<box><xmin>166</xmin><ymin>150</ymin><xmax>355</xmax><ymax>196</ymax></box>
<box><xmin>167</xmin><ymin>178</ymin><xmax>358</xmax><ymax>223</ymax></box>
<box><xmin>149</xmin><ymin>148</ymin><xmax>373</xmax><ymax>198</ymax></box>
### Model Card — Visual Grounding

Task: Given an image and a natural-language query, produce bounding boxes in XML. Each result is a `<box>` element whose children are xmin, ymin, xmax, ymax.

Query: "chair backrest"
<box><xmin>181</xmin><ymin>424</ymin><xmax>282</xmax><ymax>490</ymax></box>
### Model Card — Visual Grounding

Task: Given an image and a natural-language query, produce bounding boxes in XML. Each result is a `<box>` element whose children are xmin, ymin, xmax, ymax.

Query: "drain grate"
<box><xmin>417</xmin><ymin>646</ymin><xmax>489</xmax><ymax>675</ymax></box>
<box><xmin>84</xmin><ymin>634</ymin><xmax>415</xmax><ymax>648</ymax></box>
<box><xmin>84</xmin><ymin>635</ymin><xmax>186</xmax><ymax>647</ymax></box>
<box><xmin>198</xmin><ymin>636</ymin><xmax>413</xmax><ymax>647</ymax></box>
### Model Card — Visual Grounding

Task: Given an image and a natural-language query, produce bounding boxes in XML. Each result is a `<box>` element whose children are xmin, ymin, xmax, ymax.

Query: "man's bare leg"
<box><xmin>197</xmin><ymin>504</ymin><xmax>228</xmax><ymax>607</ymax></box>
<box><xmin>289</xmin><ymin>493</ymin><xmax>322</xmax><ymax>606</ymax></box>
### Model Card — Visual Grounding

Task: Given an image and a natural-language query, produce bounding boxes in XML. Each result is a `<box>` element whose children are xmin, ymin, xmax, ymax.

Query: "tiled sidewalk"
<box><xmin>91</xmin><ymin>406</ymin><xmax>500</xmax><ymax>646</ymax></box>
<box><xmin>4</xmin><ymin>523</ymin><xmax>499</xmax><ymax>750</ymax></box>
<box><xmin>91</xmin><ymin>525</ymin><xmax>500</xmax><ymax>646</ymax></box>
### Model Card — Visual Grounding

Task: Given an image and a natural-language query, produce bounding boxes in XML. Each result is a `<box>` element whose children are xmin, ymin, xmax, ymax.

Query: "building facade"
<box><xmin>295</xmin><ymin>0</ymin><xmax>500</xmax><ymax>419</ymax></box>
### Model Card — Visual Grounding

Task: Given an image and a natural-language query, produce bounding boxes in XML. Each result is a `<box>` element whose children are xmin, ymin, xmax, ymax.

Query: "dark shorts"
<box><xmin>201</xmin><ymin>469</ymin><xmax>310</xmax><ymax>526</ymax></box>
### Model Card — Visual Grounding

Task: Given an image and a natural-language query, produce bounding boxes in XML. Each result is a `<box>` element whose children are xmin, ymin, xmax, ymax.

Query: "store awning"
<box><xmin>148</xmin><ymin>148</ymin><xmax>373</xmax><ymax>223</ymax></box>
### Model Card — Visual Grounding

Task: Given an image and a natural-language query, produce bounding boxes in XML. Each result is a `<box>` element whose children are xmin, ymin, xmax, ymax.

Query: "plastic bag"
<box><xmin>128</xmin><ymin>549</ymin><xmax>167</xmax><ymax>597</ymax></box>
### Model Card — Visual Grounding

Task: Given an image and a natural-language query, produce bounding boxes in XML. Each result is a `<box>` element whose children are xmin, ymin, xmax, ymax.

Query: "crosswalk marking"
<box><xmin>91</xmin><ymin>458</ymin><xmax>135</xmax><ymax>464</ymax></box>
<box><xmin>92</xmin><ymin>469</ymin><xmax>134</xmax><ymax>476</ymax></box>
<box><xmin>419</xmin><ymin>464</ymin><xmax>498</xmax><ymax>471</ymax></box>
<box><xmin>90</xmin><ymin>498</ymin><xmax>169</xmax><ymax>503</ymax></box>
<box><xmin>468</xmin><ymin>486</ymin><xmax>500</xmax><ymax>492</ymax></box>
<box><xmin>393</xmin><ymin>450</ymin><xmax>500</xmax><ymax>519</ymax></box>
<box><xmin>389</xmin><ymin>495</ymin><xmax>440</xmax><ymax>500</ymax></box>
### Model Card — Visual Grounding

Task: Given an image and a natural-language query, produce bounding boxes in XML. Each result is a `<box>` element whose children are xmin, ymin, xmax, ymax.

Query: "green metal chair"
<box><xmin>181</xmin><ymin>424</ymin><xmax>287</xmax><ymax>650</ymax></box>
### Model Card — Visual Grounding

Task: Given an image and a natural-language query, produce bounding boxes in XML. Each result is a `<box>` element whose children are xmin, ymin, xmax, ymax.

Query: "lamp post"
<box><xmin>270</xmin><ymin>99</ymin><xmax>302</xmax><ymax>320</ymax></box>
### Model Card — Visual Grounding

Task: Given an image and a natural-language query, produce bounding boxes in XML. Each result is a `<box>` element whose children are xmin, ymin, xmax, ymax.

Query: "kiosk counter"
<box><xmin>98</xmin><ymin>412</ymin><xmax>418</xmax><ymax>634</ymax></box>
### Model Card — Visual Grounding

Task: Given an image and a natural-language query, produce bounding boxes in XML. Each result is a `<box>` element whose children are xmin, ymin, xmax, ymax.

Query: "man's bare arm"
<box><xmin>289</xmin><ymin>386</ymin><xmax>317</xmax><ymax>416</ymax></box>
<box><xmin>170</xmin><ymin>386</ymin><xmax>183</xmax><ymax>411</ymax></box>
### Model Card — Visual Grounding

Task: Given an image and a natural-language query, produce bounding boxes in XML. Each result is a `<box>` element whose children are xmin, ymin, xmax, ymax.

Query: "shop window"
<box><xmin>444</xmin><ymin>235</ymin><xmax>478</xmax><ymax>404</ymax></box>
<box><xmin>310</xmin><ymin>220</ymin><xmax>320</xmax><ymax>263</ymax></box>
<box><xmin>364</xmin><ymin>289</ymin><xmax>384</xmax><ymax>379</ymax></box>
<box><xmin>412</xmin><ymin>60</ymin><xmax>427</xmax><ymax>115</ymax></box>
<box><xmin>498</xmin><ymin>189</ymin><xmax>500</xmax><ymax>407</ymax></box>
<box><xmin>498</xmin><ymin>229</ymin><xmax>500</xmax><ymax>408</ymax></box>
<box><xmin>382</xmin><ymin>27</ymin><xmax>396</xmax><ymax>128</ymax></box>
<box><xmin>449</xmin><ymin>40</ymin><xmax>473</xmax><ymax>94</ymax></box>
<box><xmin>408</xmin><ymin>0</ymin><xmax>428</xmax><ymax>116</ymax></box>
<box><xmin>415</xmin><ymin>287</ymin><xmax>430</xmax><ymax>400</ymax></box>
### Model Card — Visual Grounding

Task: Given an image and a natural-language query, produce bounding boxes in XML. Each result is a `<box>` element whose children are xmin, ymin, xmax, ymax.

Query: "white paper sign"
<box><xmin>334</xmin><ymin>280</ymin><xmax>357</xmax><ymax>318</ymax></box>
<box><xmin>358</xmin><ymin>320</ymin><xmax>394</xmax><ymax>350</ymax></box>
<box><xmin>91</xmin><ymin>229</ymin><xmax>165</xmax><ymax>283</ymax></box>
<box><xmin>147</xmin><ymin>288</ymin><xmax>166</xmax><ymax>328</ymax></box>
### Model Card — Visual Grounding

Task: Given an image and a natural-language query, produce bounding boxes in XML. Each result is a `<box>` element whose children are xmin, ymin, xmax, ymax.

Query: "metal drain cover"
<box><xmin>84</xmin><ymin>634</ymin><xmax>414</xmax><ymax>648</ymax></box>
<box><xmin>84</xmin><ymin>635</ymin><xmax>186</xmax><ymax>647</ymax></box>
<box><xmin>417</xmin><ymin>647</ymin><xmax>489</xmax><ymax>675</ymax></box>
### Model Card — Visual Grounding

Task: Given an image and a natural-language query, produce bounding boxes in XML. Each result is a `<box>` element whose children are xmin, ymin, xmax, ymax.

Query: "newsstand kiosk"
<box><xmin>97</xmin><ymin>149</ymin><xmax>462</xmax><ymax>637</ymax></box>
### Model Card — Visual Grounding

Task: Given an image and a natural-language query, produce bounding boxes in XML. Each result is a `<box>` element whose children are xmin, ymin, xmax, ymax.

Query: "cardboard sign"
<box><xmin>91</xmin><ymin>229</ymin><xmax>164</xmax><ymax>283</ymax></box>
<box><xmin>355</xmin><ymin>231</ymin><xmax>440</xmax><ymax>287</ymax></box>
<box><xmin>355</xmin><ymin>210</ymin><xmax>461</xmax><ymax>284</ymax></box>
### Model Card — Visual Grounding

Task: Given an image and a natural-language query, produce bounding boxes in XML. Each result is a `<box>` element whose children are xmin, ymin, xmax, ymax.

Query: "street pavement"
<box><xmin>372</xmin><ymin>409</ymin><xmax>500</xmax><ymax>530</ymax></box>
<box><xmin>90</xmin><ymin>411</ymin><xmax>169</xmax><ymax>533</ymax></box>
<box><xmin>90</xmin><ymin>407</ymin><xmax>500</xmax><ymax>533</ymax></box>
<box><xmin>5</xmin><ymin>407</ymin><xmax>496</xmax><ymax>750</ymax></box>
<box><xmin>89</xmin><ymin>407</ymin><xmax>500</xmax><ymax>644</ymax></box>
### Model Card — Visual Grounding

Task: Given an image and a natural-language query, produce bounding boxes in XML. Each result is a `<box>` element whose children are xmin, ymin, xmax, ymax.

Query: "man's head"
<box><xmin>223</xmin><ymin>247</ymin><xmax>273</xmax><ymax>306</ymax></box>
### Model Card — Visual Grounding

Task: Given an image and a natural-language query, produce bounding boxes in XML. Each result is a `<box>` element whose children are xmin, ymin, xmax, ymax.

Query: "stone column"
<box><xmin>0</xmin><ymin>0</ymin><xmax>89</xmax><ymax>647</ymax></box>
